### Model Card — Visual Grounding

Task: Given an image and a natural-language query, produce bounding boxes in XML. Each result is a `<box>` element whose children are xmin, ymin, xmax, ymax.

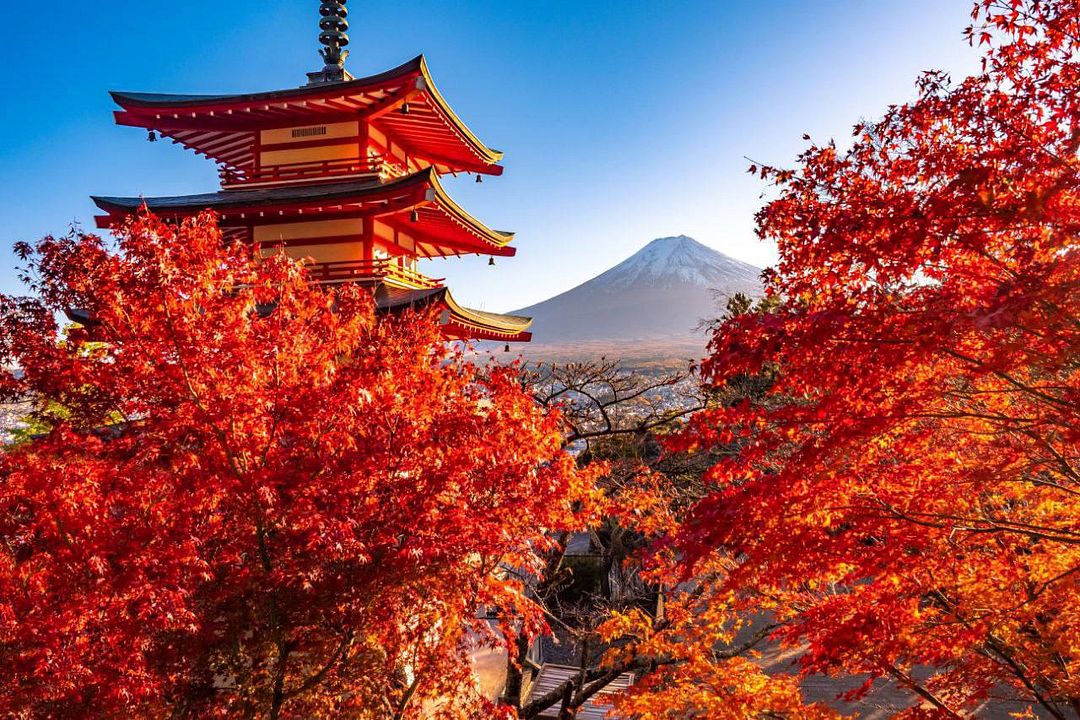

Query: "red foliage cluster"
<box><xmin>663</xmin><ymin>1</ymin><xmax>1079</xmax><ymax>715</ymax></box>
<box><xmin>0</xmin><ymin>214</ymin><xmax>593</xmax><ymax>718</ymax></box>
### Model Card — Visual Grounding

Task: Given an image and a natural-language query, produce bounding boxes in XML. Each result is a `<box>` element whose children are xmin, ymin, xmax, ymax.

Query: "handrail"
<box><xmin>220</xmin><ymin>154</ymin><xmax>408</xmax><ymax>186</ymax></box>
<box><xmin>309</xmin><ymin>258</ymin><xmax>443</xmax><ymax>288</ymax></box>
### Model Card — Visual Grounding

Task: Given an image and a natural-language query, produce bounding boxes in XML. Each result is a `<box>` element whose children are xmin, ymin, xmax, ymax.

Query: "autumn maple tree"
<box><xmin>610</xmin><ymin>1</ymin><xmax>1080</xmax><ymax>717</ymax></box>
<box><xmin>0</xmin><ymin>212</ymin><xmax>594</xmax><ymax>719</ymax></box>
<box><xmin>506</xmin><ymin>358</ymin><xmax>837</xmax><ymax>719</ymax></box>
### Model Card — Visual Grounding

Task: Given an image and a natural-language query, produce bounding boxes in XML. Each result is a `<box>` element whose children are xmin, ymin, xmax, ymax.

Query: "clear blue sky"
<box><xmin>0</xmin><ymin>1</ymin><xmax>980</xmax><ymax>312</ymax></box>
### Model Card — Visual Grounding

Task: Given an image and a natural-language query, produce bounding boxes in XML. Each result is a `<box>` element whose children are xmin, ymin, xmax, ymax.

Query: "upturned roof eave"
<box><xmin>375</xmin><ymin>285</ymin><xmax>533</xmax><ymax>340</ymax></box>
<box><xmin>413</xmin><ymin>55</ymin><xmax>503</xmax><ymax>165</ymax></box>
<box><xmin>110</xmin><ymin>54</ymin><xmax>503</xmax><ymax>167</ymax></box>
<box><xmin>426</xmin><ymin>171</ymin><xmax>515</xmax><ymax>250</ymax></box>
<box><xmin>109</xmin><ymin>55</ymin><xmax>427</xmax><ymax>109</ymax></box>
<box><xmin>91</xmin><ymin>168</ymin><xmax>428</xmax><ymax>215</ymax></box>
<box><xmin>92</xmin><ymin>168</ymin><xmax>517</xmax><ymax>255</ymax></box>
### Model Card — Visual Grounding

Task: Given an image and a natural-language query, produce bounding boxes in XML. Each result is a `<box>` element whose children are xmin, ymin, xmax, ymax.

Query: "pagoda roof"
<box><xmin>65</xmin><ymin>285</ymin><xmax>531</xmax><ymax>344</ymax></box>
<box><xmin>375</xmin><ymin>285</ymin><xmax>532</xmax><ymax>343</ymax></box>
<box><xmin>110</xmin><ymin>55</ymin><xmax>503</xmax><ymax>176</ymax></box>
<box><xmin>92</xmin><ymin>168</ymin><xmax>516</xmax><ymax>258</ymax></box>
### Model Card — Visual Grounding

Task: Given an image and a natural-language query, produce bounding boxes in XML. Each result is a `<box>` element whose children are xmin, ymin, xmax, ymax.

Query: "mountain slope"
<box><xmin>514</xmin><ymin>235</ymin><xmax>762</xmax><ymax>346</ymax></box>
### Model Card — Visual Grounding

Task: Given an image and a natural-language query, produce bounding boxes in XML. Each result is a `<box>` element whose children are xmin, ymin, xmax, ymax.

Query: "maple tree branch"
<box><xmin>568</xmin><ymin>407</ymin><xmax>700</xmax><ymax>444</ymax></box>
<box><xmin>517</xmin><ymin>660</ymin><xmax>645</xmax><ymax>719</ymax></box>
<box><xmin>928</xmin><ymin>588</ymin><xmax>1072</xmax><ymax>720</ymax></box>
<box><xmin>283</xmin><ymin>628</ymin><xmax>355</xmax><ymax>701</ymax></box>
<box><xmin>392</xmin><ymin>672</ymin><xmax>423</xmax><ymax>720</ymax></box>
<box><xmin>1021</xmin><ymin>428</ymin><xmax>1080</xmax><ymax>485</ymax></box>
<box><xmin>519</xmin><ymin>620</ymin><xmax>775</xmax><ymax>719</ymax></box>
<box><xmin>865</xmin><ymin>499</ymin><xmax>1080</xmax><ymax>546</ymax></box>
<box><xmin>527</xmin><ymin>360</ymin><xmax>704</xmax><ymax>448</ymax></box>
<box><xmin>924</xmin><ymin>587</ymin><xmax>1075</xmax><ymax>720</ymax></box>
<box><xmin>268</xmin><ymin>632</ymin><xmax>291</xmax><ymax>720</ymax></box>
<box><xmin>712</xmin><ymin>622</ymin><xmax>780</xmax><ymax>662</ymax></box>
<box><xmin>883</xmin><ymin>664</ymin><xmax>965</xmax><ymax>718</ymax></box>
<box><xmin>980</xmin><ymin>639</ymin><xmax>1069</xmax><ymax>720</ymax></box>
<box><xmin>940</xmin><ymin>348</ymin><xmax>1071</xmax><ymax>411</ymax></box>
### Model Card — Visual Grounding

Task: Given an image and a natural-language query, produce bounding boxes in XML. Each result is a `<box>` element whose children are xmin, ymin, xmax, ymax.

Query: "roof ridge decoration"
<box><xmin>308</xmin><ymin>1</ymin><xmax>352</xmax><ymax>85</ymax></box>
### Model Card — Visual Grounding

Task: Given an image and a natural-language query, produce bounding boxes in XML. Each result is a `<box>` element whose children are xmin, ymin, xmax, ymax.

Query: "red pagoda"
<box><xmin>93</xmin><ymin>1</ymin><xmax>531</xmax><ymax>344</ymax></box>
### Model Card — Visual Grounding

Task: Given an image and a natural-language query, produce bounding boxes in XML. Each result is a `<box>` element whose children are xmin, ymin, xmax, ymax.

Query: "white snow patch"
<box><xmin>589</xmin><ymin>235</ymin><xmax>761</xmax><ymax>290</ymax></box>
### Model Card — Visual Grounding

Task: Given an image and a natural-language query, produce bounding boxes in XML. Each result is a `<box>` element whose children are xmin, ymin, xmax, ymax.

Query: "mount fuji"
<box><xmin>512</xmin><ymin>235</ymin><xmax>762</xmax><ymax>355</ymax></box>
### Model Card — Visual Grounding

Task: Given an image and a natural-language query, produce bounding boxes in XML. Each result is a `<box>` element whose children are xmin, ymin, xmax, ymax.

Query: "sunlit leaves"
<box><xmin>634</xmin><ymin>1</ymin><xmax>1080</xmax><ymax>716</ymax></box>
<box><xmin>0</xmin><ymin>212</ymin><xmax>594</xmax><ymax>718</ymax></box>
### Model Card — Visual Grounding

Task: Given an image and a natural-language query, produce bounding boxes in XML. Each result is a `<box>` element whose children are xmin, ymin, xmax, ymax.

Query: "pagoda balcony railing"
<box><xmin>220</xmin><ymin>155</ymin><xmax>408</xmax><ymax>188</ymax></box>
<box><xmin>309</xmin><ymin>258</ymin><xmax>443</xmax><ymax>289</ymax></box>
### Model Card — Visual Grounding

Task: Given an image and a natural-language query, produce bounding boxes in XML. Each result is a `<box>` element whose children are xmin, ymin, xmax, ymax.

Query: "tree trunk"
<box><xmin>501</xmin><ymin>630</ymin><xmax>532</xmax><ymax>709</ymax></box>
<box><xmin>556</xmin><ymin>681</ymin><xmax>575</xmax><ymax>720</ymax></box>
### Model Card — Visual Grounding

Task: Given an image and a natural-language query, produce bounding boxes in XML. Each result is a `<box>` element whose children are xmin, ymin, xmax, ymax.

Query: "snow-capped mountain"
<box><xmin>513</xmin><ymin>235</ymin><xmax>762</xmax><ymax>348</ymax></box>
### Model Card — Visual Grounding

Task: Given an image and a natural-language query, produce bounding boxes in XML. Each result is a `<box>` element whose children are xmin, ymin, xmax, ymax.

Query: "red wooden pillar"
<box><xmin>362</xmin><ymin>219</ymin><xmax>374</xmax><ymax>263</ymax></box>
<box><xmin>358</xmin><ymin>120</ymin><xmax>370</xmax><ymax>172</ymax></box>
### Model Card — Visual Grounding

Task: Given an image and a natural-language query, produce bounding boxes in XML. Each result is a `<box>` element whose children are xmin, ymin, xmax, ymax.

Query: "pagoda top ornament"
<box><xmin>96</xmin><ymin>1</ymin><xmax>532</xmax><ymax>344</ymax></box>
<box><xmin>308</xmin><ymin>1</ymin><xmax>353</xmax><ymax>85</ymax></box>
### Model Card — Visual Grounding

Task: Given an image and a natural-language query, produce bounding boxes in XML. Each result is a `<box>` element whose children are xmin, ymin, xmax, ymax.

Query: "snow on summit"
<box><xmin>591</xmin><ymin>235</ymin><xmax>763</xmax><ymax>289</ymax></box>
<box><xmin>514</xmin><ymin>235</ymin><xmax>763</xmax><ymax>347</ymax></box>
